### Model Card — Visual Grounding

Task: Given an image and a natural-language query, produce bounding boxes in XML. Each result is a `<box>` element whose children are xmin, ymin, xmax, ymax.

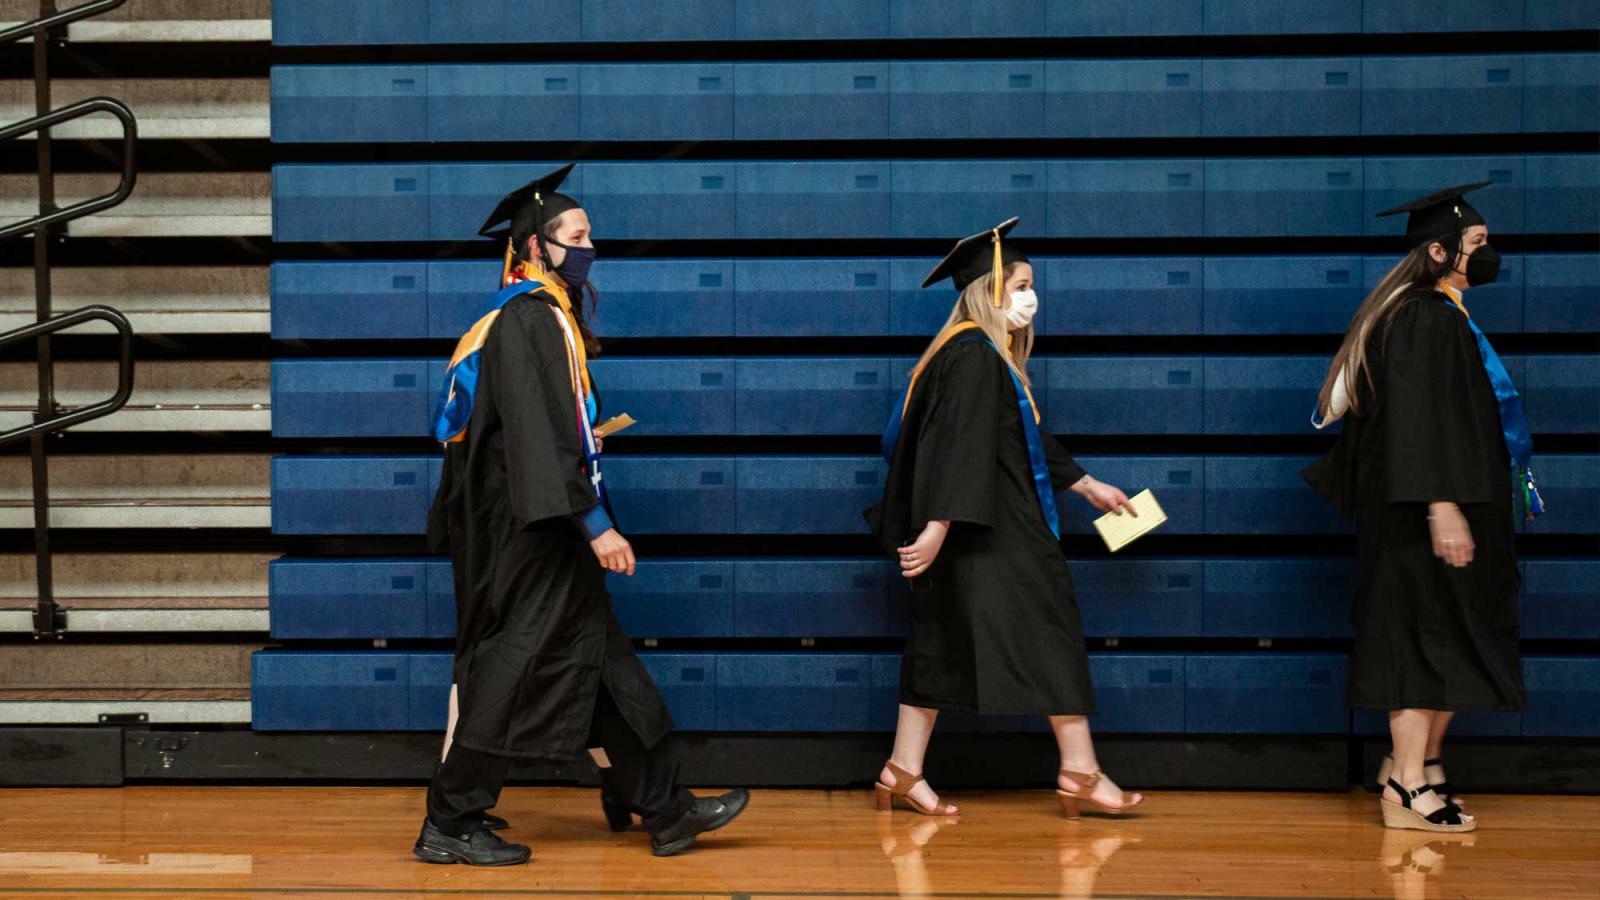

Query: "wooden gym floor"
<box><xmin>0</xmin><ymin>787</ymin><xmax>1595</xmax><ymax>899</ymax></box>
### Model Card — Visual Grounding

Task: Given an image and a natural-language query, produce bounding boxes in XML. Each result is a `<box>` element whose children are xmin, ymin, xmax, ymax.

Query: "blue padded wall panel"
<box><xmin>717</xmin><ymin>654</ymin><xmax>876</xmax><ymax>731</ymax></box>
<box><xmin>271</xmin><ymin>262</ymin><xmax>428</xmax><ymax>340</ymax></box>
<box><xmin>887</xmin><ymin>0</ymin><xmax>1040</xmax><ymax>38</ymax></box>
<box><xmin>606</xmin><ymin>457</ymin><xmax>737</xmax><ymax>534</ymax></box>
<box><xmin>1046</xmin><ymin>0</ymin><xmax>1201</xmax><ymax>36</ymax></box>
<box><xmin>736</xmin><ymin>0</ymin><xmax>889</xmax><ymax>39</ymax></box>
<box><xmin>1205</xmin><ymin>456</ymin><xmax>1349</xmax><ymax>535</ymax></box>
<box><xmin>1060</xmin><ymin>456</ymin><xmax>1204</xmax><ymax>535</ymax></box>
<box><xmin>408</xmin><ymin>653</ymin><xmax>452</xmax><ymax>731</ymax></box>
<box><xmin>1523</xmin><ymin>656</ymin><xmax>1600</xmax><ymax>737</ymax></box>
<box><xmin>1047</xmin><ymin>160</ymin><xmax>1204</xmax><ymax>237</ymax></box>
<box><xmin>1202</xmin><ymin>559</ymin><xmax>1355</xmax><ymax>639</ymax></box>
<box><xmin>580</xmin><ymin>64</ymin><xmax>733</xmax><ymax>141</ymax></box>
<box><xmin>733</xmin><ymin>559</ymin><xmax>895</xmax><ymax>637</ymax></box>
<box><xmin>426</xmin><ymin>561</ymin><xmax>456</xmax><ymax>638</ymax></box>
<box><xmin>428</xmin><ymin>162</ymin><xmax>576</xmax><ymax>242</ymax></box>
<box><xmin>271</xmin><ymin>359</ymin><xmax>433</xmax><ymax>438</ymax></box>
<box><xmin>272</xmin><ymin>456</ymin><xmax>437</xmax><ymax>535</ymax></box>
<box><xmin>891</xmin><ymin>161</ymin><xmax>1047</xmax><ymax>238</ymax></box>
<box><xmin>1524</xmin><ymin>2</ymin><xmax>1600</xmax><ymax>30</ymax></box>
<box><xmin>1523</xmin><ymin>454</ymin><xmax>1600</xmax><ymax>534</ymax></box>
<box><xmin>737</xmin><ymin>259</ymin><xmax>891</xmax><ymax>337</ymax></box>
<box><xmin>272</xmin><ymin>0</ymin><xmax>427</xmax><ymax>45</ymax></box>
<box><xmin>889</xmin><ymin>62</ymin><xmax>1044</xmax><ymax>139</ymax></box>
<box><xmin>583</xmin><ymin>163</ymin><xmax>736</xmax><ymax>239</ymax></box>
<box><xmin>1523</xmin><ymin>355</ymin><xmax>1600</xmax><ymax>434</ymax></box>
<box><xmin>1363</xmin><ymin>56</ymin><xmax>1523</xmax><ymax>135</ymax></box>
<box><xmin>426</xmin><ymin>260</ymin><xmax>501</xmax><ymax>339</ymax></box>
<box><xmin>1043</xmin><ymin>60</ymin><xmax>1201</xmax><ymax>138</ymax></box>
<box><xmin>271</xmin><ymin>66</ymin><xmax>427</xmax><ymax>143</ymax></box>
<box><xmin>735</xmin><ymin>358</ymin><xmax>894</xmax><ymax>436</ymax></box>
<box><xmin>639</xmin><ymin>654</ymin><xmax>718</xmax><ymax>730</ymax></box>
<box><xmin>735</xmin><ymin>63</ymin><xmax>888</xmax><ymax>140</ymax></box>
<box><xmin>1362</xmin><ymin>254</ymin><xmax>1524</xmax><ymax>334</ymax></box>
<box><xmin>736</xmin><ymin>457</ymin><xmax>885</xmax><ymax>534</ymax></box>
<box><xmin>1202</xmin><ymin>58</ymin><xmax>1360</xmax><ymax>137</ymax></box>
<box><xmin>738</xmin><ymin>163</ymin><xmax>890</xmax><ymax>239</ymax></box>
<box><xmin>589</xmin><ymin>259</ymin><xmax>735</xmax><ymax>338</ymax></box>
<box><xmin>252</xmin><ymin>651</ymin><xmax>412</xmax><ymax>731</ymax></box>
<box><xmin>1525</xmin><ymin>154</ymin><xmax>1600</xmax><ymax>234</ymax></box>
<box><xmin>1042</xmin><ymin>257</ymin><xmax>1203</xmax><ymax>336</ymax></box>
<box><xmin>1364</xmin><ymin>157</ymin><xmax>1525</xmax><ymax>236</ymax></box>
<box><xmin>1185</xmin><ymin>654</ymin><xmax>1348</xmax><ymax>733</ymax></box>
<box><xmin>268</xmin><ymin>558</ymin><xmax>434</xmax><ymax>639</ymax></box>
<box><xmin>1523</xmin><ymin>54</ymin><xmax>1600</xmax><ymax>133</ymax></box>
<box><xmin>1524</xmin><ymin>254</ymin><xmax>1600</xmax><ymax>333</ymax></box>
<box><xmin>1046</xmin><ymin>357</ymin><xmax>1203</xmax><ymax>435</ymax></box>
<box><xmin>1364</xmin><ymin>1</ymin><xmax>1512</xmax><ymax>32</ymax></box>
<box><xmin>1072</xmin><ymin>559</ymin><xmax>1203</xmax><ymax>638</ymax></box>
<box><xmin>429</xmin><ymin>1</ymin><xmax>580</xmax><ymax>43</ymax></box>
<box><xmin>580</xmin><ymin>0</ymin><xmax>735</xmax><ymax>41</ymax></box>
<box><xmin>1203</xmin><ymin>356</ymin><xmax>1327</xmax><ymax>435</ymax></box>
<box><xmin>609</xmin><ymin>561</ymin><xmax>735</xmax><ymax>638</ymax></box>
<box><xmin>1522</xmin><ymin>559</ymin><xmax>1600</xmax><ymax>639</ymax></box>
<box><xmin>586</xmin><ymin>358</ymin><xmax>737</xmax><ymax>436</ymax></box>
<box><xmin>272</xmin><ymin>165</ymin><xmax>428</xmax><ymax>243</ymax></box>
<box><xmin>888</xmin><ymin>257</ymin><xmax>956</xmax><ymax>337</ymax></box>
<box><xmin>428</xmin><ymin>65</ymin><xmax>580</xmax><ymax>142</ymax></box>
<box><xmin>1089</xmin><ymin>654</ymin><xmax>1186</xmax><ymax>733</ymax></box>
<box><xmin>868</xmin><ymin>654</ymin><xmax>901</xmax><ymax>731</ymax></box>
<box><xmin>1202</xmin><ymin>256</ymin><xmax>1363</xmax><ymax>335</ymax></box>
<box><xmin>1204</xmin><ymin>158</ymin><xmax>1362</xmax><ymax>237</ymax></box>
<box><xmin>1202</xmin><ymin>0</ymin><xmax>1358</xmax><ymax>34</ymax></box>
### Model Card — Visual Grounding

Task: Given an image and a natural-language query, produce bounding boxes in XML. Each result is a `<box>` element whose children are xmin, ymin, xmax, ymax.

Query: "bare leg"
<box><xmin>880</xmin><ymin>704</ymin><xmax>955</xmax><ymax>813</ymax></box>
<box><xmin>1385</xmin><ymin>709</ymin><xmax>1461</xmax><ymax>819</ymax></box>
<box><xmin>1050</xmin><ymin>715</ymin><xmax>1138</xmax><ymax>808</ymax></box>
<box><xmin>1424</xmin><ymin>711</ymin><xmax>1453</xmax><ymax>760</ymax></box>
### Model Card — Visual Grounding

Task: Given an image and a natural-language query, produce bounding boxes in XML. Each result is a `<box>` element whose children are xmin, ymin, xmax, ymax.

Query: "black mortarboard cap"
<box><xmin>922</xmin><ymin>217</ymin><xmax>1029</xmax><ymax>292</ymax></box>
<box><xmin>478</xmin><ymin>163</ymin><xmax>582</xmax><ymax>252</ymax></box>
<box><xmin>1377</xmin><ymin>182</ymin><xmax>1491</xmax><ymax>247</ymax></box>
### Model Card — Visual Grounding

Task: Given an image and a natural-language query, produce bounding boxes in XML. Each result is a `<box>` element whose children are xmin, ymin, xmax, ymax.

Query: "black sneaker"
<box><xmin>649</xmin><ymin>789</ymin><xmax>750</xmax><ymax>857</ymax></box>
<box><xmin>481</xmin><ymin>812</ymin><xmax>509</xmax><ymax>831</ymax></box>
<box><xmin>413</xmin><ymin>819</ymin><xmax>531</xmax><ymax>866</ymax></box>
<box><xmin>602</xmin><ymin>791</ymin><xmax>632</xmax><ymax>832</ymax></box>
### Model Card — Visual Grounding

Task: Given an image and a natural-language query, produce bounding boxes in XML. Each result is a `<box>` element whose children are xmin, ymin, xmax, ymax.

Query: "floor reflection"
<box><xmin>1378</xmin><ymin>828</ymin><xmax>1476</xmax><ymax>900</ymax></box>
<box><xmin>875</xmin><ymin>812</ymin><xmax>1140</xmax><ymax>898</ymax></box>
<box><xmin>0</xmin><ymin>851</ymin><xmax>253</xmax><ymax>875</ymax></box>
<box><xmin>1056</xmin><ymin>825</ymin><xmax>1139</xmax><ymax>897</ymax></box>
<box><xmin>877</xmin><ymin>813</ymin><xmax>958</xmax><ymax>896</ymax></box>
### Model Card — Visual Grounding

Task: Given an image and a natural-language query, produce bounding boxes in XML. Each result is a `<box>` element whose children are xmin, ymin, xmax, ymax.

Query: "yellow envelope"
<box><xmin>1092</xmin><ymin>489</ymin><xmax>1167</xmax><ymax>553</ymax></box>
<box><xmin>593</xmin><ymin>413</ymin><xmax>636</xmax><ymax>439</ymax></box>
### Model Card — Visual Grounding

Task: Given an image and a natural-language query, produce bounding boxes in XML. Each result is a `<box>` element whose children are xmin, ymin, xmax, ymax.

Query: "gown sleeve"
<box><xmin>1042</xmin><ymin>429</ymin><xmax>1088</xmax><ymax>494</ymax></box>
<box><xmin>909</xmin><ymin>341</ymin><xmax>1003</xmax><ymax>529</ymax></box>
<box><xmin>1380</xmin><ymin>298</ymin><xmax>1503</xmax><ymax>506</ymax></box>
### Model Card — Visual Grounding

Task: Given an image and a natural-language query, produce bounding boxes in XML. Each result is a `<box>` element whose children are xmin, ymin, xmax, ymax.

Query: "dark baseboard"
<box><xmin>0</xmin><ymin>728</ymin><xmax>123</xmax><ymax>786</ymax></box>
<box><xmin>1359</xmin><ymin>738</ymin><xmax>1600</xmax><ymax>794</ymax></box>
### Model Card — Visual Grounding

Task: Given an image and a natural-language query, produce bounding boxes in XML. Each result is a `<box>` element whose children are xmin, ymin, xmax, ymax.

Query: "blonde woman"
<box><xmin>865</xmin><ymin>219</ymin><xmax>1145</xmax><ymax>820</ymax></box>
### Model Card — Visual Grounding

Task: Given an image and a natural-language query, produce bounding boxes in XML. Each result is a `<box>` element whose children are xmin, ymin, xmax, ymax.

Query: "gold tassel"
<box><xmin>991</xmin><ymin>227</ymin><xmax>1003</xmax><ymax>308</ymax></box>
<box><xmin>501</xmin><ymin>238</ymin><xmax>516</xmax><ymax>286</ymax></box>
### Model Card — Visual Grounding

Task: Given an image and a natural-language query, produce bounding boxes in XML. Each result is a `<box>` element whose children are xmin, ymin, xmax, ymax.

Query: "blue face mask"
<box><xmin>551</xmin><ymin>241</ymin><xmax>596</xmax><ymax>289</ymax></box>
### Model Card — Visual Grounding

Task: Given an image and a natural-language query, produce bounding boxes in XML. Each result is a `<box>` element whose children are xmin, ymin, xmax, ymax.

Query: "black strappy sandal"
<box><xmin>1377</xmin><ymin>754</ymin><xmax>1465</xmax><ymax>808</ymax></box>
<box><xmin>1380</xmin><ymin>779</ymin><xmax>1476</xmax><ymax>833</ymax></box>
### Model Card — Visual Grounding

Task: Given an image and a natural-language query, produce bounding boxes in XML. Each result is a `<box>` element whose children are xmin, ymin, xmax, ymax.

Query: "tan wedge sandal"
<box><xmin>1056</xmin><ymin>768</ymin><xmax>1144</xmax><ymax>819</ymax></box>
<box><xmin>1380</xmin><ymin>779</ymin><xmax>1475</xmax><ymax>833</ymax></box>
<box><xmin>874</xmin><ymin>761</ymin><xmax>959</xmax><ymax>817</ymax></box>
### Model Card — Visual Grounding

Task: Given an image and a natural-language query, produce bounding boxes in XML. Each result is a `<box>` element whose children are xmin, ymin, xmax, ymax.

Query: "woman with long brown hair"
<box><xmin>865</xmin><ymin>219</ymin><xmax>1146</xmax><ymax>820</ymax></box>
<box><xmin>1304</xmin><ymin>183</ymin><xmax>1541</xmax><ymax>833</ymax></box>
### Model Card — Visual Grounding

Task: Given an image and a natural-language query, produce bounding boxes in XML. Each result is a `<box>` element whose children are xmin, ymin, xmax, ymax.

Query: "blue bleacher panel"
<box><xmin>887</xmin><ymin>0</ymin><xmax>1040</xmax><ymax>38</ymax></box>
<box><xmin>888</xmin><ymin>259</ymin><xmax>959</xmax><ymax>337</ymax></box>
<box><xmin>409</xmin><ymin>653</ymin><xmax>453</xmax><ymax>731</ymax></box>
<box><xmin>1042</xmin><ymin>257</ymin><xmax>1203</xmax><ymax>336</ymax></box>
<box><xmin>272</xmin><ymin>0</ymin><xmax>427</xmax><ymax>45</ymax></box>
<box><xmin>1047</xmin><ymin>160</ymin><xmax>1204</xmax><ymax>237</ymax></box>
<box><xmin>428</xmin><ymin>162</ymin><xmax>575</xmax><ymax>243</ymax></box>
<box><xmin>889</xmin><ymin>61</ymin><xmax>1044</xmax><ymax>139</ymax></box>
<box><xmin>1523</xmin><ymin>355</ymin><xmax>1600</xmax><ymax>434</ymax></box>
<box><xmin>1361</xmin><ymin>253</ymin><xmax>1524</xmax><ymax>334</ymax></box>
<box><xmin>271</xmin><ymin>359</ymin><xmax>437</xmax><ymax>438</ymax></box>
<box><xmin>1047</xmin><ymin>0</ymin><xmax>1201</xmax><ymax>35</ymax></box>
<box><xmin>1366</xmin><ymin>156</ymin><xmax>1527</xmax><ymax>236</ymax></box>
<box><xmin>429</xmin><ymin>0</ymin><xmax>581</xmax><ymax>44</ymax></box>
<box><xmin>272</xmin><ymin>456</ymin><xmax>438</xmax><ymax>535</ymax></box>
<box><xmin>733</xmin><ymin>559</ymin><xmax>898</xmax><ymax>637</ymax></box>
<box><xmin>587</xmin><ymin>358</ymin><xmax>737</xmax><ymax>436</ymax></box>
<box><xmin>1524</xmin><ymin>454</ymin><xmax>1600</xmax><ymax>534</ymax></box>
<box><xmin>891</xmin><ymin>161</ymin><xmax>1048</xmax><ymax>239</ymax></box>
<box><xmin>272</xmin><ymin>165</ymin><xmax>429</xmax><ymax>243</ymax></box>
<box><xmin>610</xmin><ymin>560</ymin><xmax>736</xmax><ymax>638</ymax></box>
<box><xmin>1524</xmin><ymin>2</ymin><xmax>1600</xmax><ymax>30</ymax></box>
<box><xmin>270</xmin><ymin>262</ymin><xmax>429</xmax><ymax>340</ymax></box>
<box><xmin>737</xmin><ymin>163</ymin><xmax>891</xmax><ymax>239</ymax></box>
<box><xmin>735</xmin><ymin>0</ymin><xmax>888</xmax><ymax>40</ymax></box>
<box><xmin>1523</xmin><ymin>54</ymin><xmax>1600</xmax><ymax>133</ymax></box>
<box><xmin>735</xmin><ymin>457</ymin><xmax>886</xmax><ymax>534</ymax></box>
<box><xmin>1185</xmin><ymin>653</ymin><xmax>1349</xmax><ymax>733</ymax></box>
<box><xmin>580</xmin><ymin>64</ymin><xmax>733</xmax><ymax>141</ymax></box>
<box><xmin>737</xmin><ymin>259</ymin><xmax>891</xmax><ymax>336</ymax></box>
<box><xmin>717</xmin><ymin>653</ymin><xmax>880</xmax><ymax>731</ymax></box>
<box><xmin>1205</xmin><ymin>158</ymin><xmax>1363</xmax><ymax>236</ymax></box>
<box><xmin>271</xmin><ymin>66</ymin><xmax>427</xmax><ymax>143</ymax></box>
<box><xmin>1203</xmin><ymin>58</ymin><xmax>1360</xmax><ymax>137</ymax></box>
<box><xmin>1042</xmin><ymin>60</ymin><xmax>1201</xmax><ymax>138</ymax></box>
<box><xmin>606</xmin><ymin>457</ymin><xmax>738</xmax><ymax>534</ymax></box>
<box><xmin>1363</xmin><ymin>1</ymin><xmax>1511</xmax><ymax>33</ymax></box>
<box><xmin>1060</xmin><ymin>456</ymin><xmax>1204</xmax><ymax>535</ymax></box>
<box><xmin>1522</xmin><ymin>656</ymin><xmax>1600</xmax><ymax>737</ymax></box>
<box><xmin>580</xmin><ymin>0</ymin><xmax>735</xmax><ymax>41</ymax></box>
<box><xmin>428</xmin><ymin>65</ymin><xmax>580</xmax><ymax>143</ymax></box>
<box><xmin>427</xmin><ymin>260</ymin><xmax>503</xmax><ymax>339</ymax></box>
<box><xmin>639</xmin><ymin>654</ymin><xmax>719</xmax><ymax>731</ymax></box>
<box><xmin>1088</xmin><ymin>654</ymin><xmax>1187</xmax><ymax>733</ymax></box>
<box><xmin>253</xmin><ymin>650</ymin><xmax>422</xmax><ymax>730</ymax></box>
<box><xmin>1362</xmin><ymin>56</ymin><xmax>1523</xmax><ymax>135</ymax></box>
<box><xmin>1072</xmin><ymin>559</ymin><xmax>1203</xmax><ymax>638</ymax></box>
<box><xmin>1525</xmin><ymin>154</ymin><xmax>1600</xmax><ymax>234</ymax></box>
<box><xmin>1202</xmin><ymin>256</ymin><xmax>1364</xmax><ymax>335</ymax></box>
<box><xmin>269</xmin><ymin>557</ymin><xmax>444</xmax><ymax>640</ymax></box>
<box><xmin>734</xmin><ymin>63</ymin><xmax>888</xmax><ymax>140</ymax></box>
<box><xmin>1523</xmin><ymin>254</ymin><xmax>1600</xmax><ymax>333</ymax></box>
<box><xmin>1203</xmin><ymin>356</ymin><xmax>1327</xmax><ymax>434</ymax></box>
<box><xmin>582</xmin><ymin>162</ymin><xmax>737</xmax><ymax>240</ymax></box>
<box><xmin>1205</xmin><ymin>456</ymin><xmax>1350</xmax><ymax>535</ymax></box>
<box><xmin>1202</xmin><ymin>559</ymin><xmax>1355</xmax><ymax>639</ymax></box>
<box><xmin>1202</xmin><ymin>0</ymin><xmax>1358</xmax><ymax>34</ymax></box>
<box><xmin>1352</xmin><ymin>707</ymin><xmax>1522</xmax><ymax>738</ymax></box>
<box><xmin>1522</xmin><ymin>559</ymin><xmax>1600</xmax><ymax>639</ymax></box>
<box><xmin>1045</xmin><ymin>357</ymin><xmax>1203</xmax><ymax>435</ymax></box>
<box><xmin>590</xmin><ymin>259</ymin><xmax>736</xmax><ymax>338</ymax></box>
<box><xmin>734</xmin><ymin>358</ymin><xmax>895</xmax><ymax>435</ymax></box>
<box><xmin>426</xmin><ymin>561</ymin><xmax>455</xmax><ymax>637</ymax></box>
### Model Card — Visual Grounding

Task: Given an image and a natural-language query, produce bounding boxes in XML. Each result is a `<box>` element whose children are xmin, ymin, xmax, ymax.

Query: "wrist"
<box><xmin>1070</xmin><ymin>474</ymin><xmax>1094</xmax><ymax>494</ymax></box>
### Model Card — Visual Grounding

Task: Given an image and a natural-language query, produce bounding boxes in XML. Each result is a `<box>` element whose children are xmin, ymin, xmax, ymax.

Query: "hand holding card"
<box><xmin>1092</xmin><ymin>489</ymin><xmax>1167</xmax><ymax>552</ymax></box>
<box><xmin>592</xmin><ymin>414</ymin><xmax>636</xmax><ymax>440</ymax></box>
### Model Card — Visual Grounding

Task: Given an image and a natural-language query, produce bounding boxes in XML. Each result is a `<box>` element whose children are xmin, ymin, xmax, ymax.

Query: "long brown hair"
<box><xmin>910</xmin><ymin>263</ymin><xmax>1034</xmax><ymax>388</ymax></box>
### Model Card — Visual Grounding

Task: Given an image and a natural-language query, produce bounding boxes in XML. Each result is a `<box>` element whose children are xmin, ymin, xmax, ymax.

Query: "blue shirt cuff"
<box><xmin>571</xmin><ymin>504</ymin><xmax>614</xmax><ymax>541</ymax></box>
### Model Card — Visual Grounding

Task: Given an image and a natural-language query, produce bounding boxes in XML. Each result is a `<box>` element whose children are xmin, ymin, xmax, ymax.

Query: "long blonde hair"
<box><xmin>1316</xmin><ymin>243</ymin><xmax>1450</xmax><ymax>418</ymax></box>
<box><xmin>911</xmin><ymin>264</ymin><xmax>1034</xmax><ymax>388</ymax></box>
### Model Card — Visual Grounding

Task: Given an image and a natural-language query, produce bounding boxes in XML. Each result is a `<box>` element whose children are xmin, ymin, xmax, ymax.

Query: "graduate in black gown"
<box><xmin>415</xmin><ymin>165</ymin><xmax>748</xmax><ymax>866</ymax></box>
<box><xmin>1304</xmin><ymin>184</ymin><xmax>1540</xmax><ymax>833</ymax></box>
<box><xmin>865</xmin><ymin>219</ymin><xmax>1146</xmax><ymax>820</ymax></box>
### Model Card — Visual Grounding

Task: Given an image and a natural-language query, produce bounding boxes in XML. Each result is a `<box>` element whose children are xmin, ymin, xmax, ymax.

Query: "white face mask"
<box><xmin>1004</xmin><ymin>289</ymin><xmax>1038</xmax><ymax>329</ymax></box>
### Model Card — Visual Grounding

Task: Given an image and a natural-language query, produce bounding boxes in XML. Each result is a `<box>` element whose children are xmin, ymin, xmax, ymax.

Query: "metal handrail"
<box><xmin>0</xmin><ymin>97</ymin><xmax>137</xmax><ymax>241</ymax></box>
<box><xmin>0</xmin><ymin>306</ymin><xmax>134</xmax><ymax>447</ymax></box>
<box><xmin>0</xmin><ymin>0</ymin><xmax>128</xmax><ymax>44</ymax></box>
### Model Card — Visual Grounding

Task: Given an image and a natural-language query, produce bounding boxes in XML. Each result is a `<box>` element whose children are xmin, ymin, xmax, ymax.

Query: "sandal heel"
<box><xmin>873</xmin><ymin>783</ymin><xmax>894</xmax><ymax>812</ymax></box>
<box><xmin>1056</xmin><ymin>791</ymin><xmax>1080</xmax><ymax>820</ymax></box>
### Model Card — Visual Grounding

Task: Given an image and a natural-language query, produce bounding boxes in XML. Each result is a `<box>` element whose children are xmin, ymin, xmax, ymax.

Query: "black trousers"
<box><xmin>427</xmin><ymin>684</ymin><xmax>694</xmax><ymax>838</ymax></box>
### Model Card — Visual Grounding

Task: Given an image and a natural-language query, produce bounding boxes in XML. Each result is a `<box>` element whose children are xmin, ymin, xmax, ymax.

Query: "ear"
<box><xmin>1426</xmin><ymin>241</ymin><xmax>1448</xmax><ymax>264</ymax></box>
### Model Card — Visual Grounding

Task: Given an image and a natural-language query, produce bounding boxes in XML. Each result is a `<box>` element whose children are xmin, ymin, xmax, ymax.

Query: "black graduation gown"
<box><xmin>1303</xmin><ymin>292</ymin><xmax>1525</xmax><ymax>712</ymax></box>
<box><xmin>426</xmin><ymin>291</ymin><xmax>674</xmax><ymax>760</ymax></box>
<box><xmin>865</xmin><ymin>335</ymin><xmax>1096</xmax><ymax>716</ymax></box>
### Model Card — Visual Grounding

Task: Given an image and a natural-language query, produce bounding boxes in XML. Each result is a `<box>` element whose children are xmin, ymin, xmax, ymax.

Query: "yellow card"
<box><xmin>592</xmin><ymin>414</ymin><xmax>636</xmax><ymax>439</ymax></box>
<box><xmin>1092</xmin><ymin>489</ymin><xmax>1167</xmax><ymax>553</ymax></box>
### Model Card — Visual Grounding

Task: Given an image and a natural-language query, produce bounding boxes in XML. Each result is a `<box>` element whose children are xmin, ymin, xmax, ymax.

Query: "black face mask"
<box><xmin>1464</xmin><ymin>243</ymin><xmax>1501</xmax><ymax>287</ymax></box>
<box><xmin>544</xmin><ymin>238</ymin><xmax>596</xmax><ymax>289</ymax></box>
